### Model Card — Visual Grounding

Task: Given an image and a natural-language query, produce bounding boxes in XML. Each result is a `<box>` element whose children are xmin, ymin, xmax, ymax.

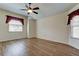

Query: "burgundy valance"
<box><xmin>6</xmin><ymin>15</ymin><xmax>24</xmax><ymax>25</ymax></box>
<box><xmin>67</xmin><ymin>9</ymin><xmax>79</xmax><ymax>25</ymax></box>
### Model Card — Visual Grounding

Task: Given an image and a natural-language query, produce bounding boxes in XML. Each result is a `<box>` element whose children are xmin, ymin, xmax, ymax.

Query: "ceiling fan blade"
<box><xmin>21</xmin><ymin>9</ymin><xmax>26</xmax><ymax>10</ymax></box>
<box><xmin>25</xmin><ymin>4</ymin><xmax>28</xmax><ymax>8</ymax></box>
<box><xmin>29</xmin><ymin>3</ymin><xmax>31</xmax><ymax>7</ymax></box>
<box><xmin>33</xmin><ymin>11</ymin><xmax>38</xmax><ymax>14</ymax></box>
<box><xmin>33</xmin><ymin>7</ymin><xmax>39</xmax><ymax>10</ymax></box>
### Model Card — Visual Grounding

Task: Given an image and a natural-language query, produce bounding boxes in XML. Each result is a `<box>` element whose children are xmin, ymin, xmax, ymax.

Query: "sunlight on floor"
<box><xmin>3</xmin><ymin>40</ymin><xmax>27</xmax><ymax>56</ymax></box>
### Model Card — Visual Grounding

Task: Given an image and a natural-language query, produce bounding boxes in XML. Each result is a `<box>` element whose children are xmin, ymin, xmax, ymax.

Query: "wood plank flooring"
<box><xmin>0</xmin><ymin>38</ymin><xmax>79</xmax><ymax>56</ymax></box>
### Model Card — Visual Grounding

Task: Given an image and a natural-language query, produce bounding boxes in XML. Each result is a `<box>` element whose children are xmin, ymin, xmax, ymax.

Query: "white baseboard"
<box><xmin>0</xmin><ymin>37</ymin><xmax>27</xmax><ymax>42</ymax></box>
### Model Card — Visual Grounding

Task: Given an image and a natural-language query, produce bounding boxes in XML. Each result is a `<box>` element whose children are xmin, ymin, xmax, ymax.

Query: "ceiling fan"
<box><xmin>21</xmin><ymin>3</ymin><xmax>39</xmax><ymax>15</ymax></box>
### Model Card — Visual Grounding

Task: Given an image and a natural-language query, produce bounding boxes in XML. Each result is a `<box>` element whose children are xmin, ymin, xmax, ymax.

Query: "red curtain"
<box><xmin>67</xmin><ymin>9</ymin><xmax>79</xmax><ymax>25</ymax></box>
<box><xmin>6</xmin><ymin>15</ymin><xmax>24</xmax><ymax>25</ymax></box>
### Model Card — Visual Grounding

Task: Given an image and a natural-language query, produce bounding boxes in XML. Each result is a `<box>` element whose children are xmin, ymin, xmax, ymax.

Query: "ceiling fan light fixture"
<box><xmin>27</xmin><ymin>9</ymin><xmax>32</xmax><ymax>13</ymax></box>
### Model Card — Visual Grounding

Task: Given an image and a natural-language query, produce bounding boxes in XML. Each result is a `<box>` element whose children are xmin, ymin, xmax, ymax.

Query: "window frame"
<box><xmin>71</xmin><ymin>16</ymin><xmax>79</xmax><ymax>39</ymax></box>
<box><xmin>8</xmin><ymin>20</ymin><xmax>23</xmax><ymax>32</ymax></box>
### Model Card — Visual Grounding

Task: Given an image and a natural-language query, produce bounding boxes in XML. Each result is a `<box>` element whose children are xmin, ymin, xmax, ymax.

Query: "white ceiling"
<box><xmin>0</xmin><ymin>3</ymin><xmax>77</xmax><ymax>19</ymax></box>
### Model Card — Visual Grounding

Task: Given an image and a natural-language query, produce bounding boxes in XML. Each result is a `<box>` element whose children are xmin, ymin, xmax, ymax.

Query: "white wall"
<box><xmin>27</xmin><ymin>19</ymin><xmax>36</xmax><ymax>38</ymax></box>
<box><xmin>29</xmin><ymin>19</ymin><xmax>36</xmax><ymax>38</ymax></box>
<box><xmin>68</xmin><ymin>4</ymin><xmax>79</xmax><ymax>49</ymax></box>
<box><xmin>0</xmin><ymin>9</ymin><xmax>27</xmax><ymax>41</ymax></box>
<box><xmin>37</xmin><ymin>12</ymin><xmax>69</xmax><ymax>44</ymax></box>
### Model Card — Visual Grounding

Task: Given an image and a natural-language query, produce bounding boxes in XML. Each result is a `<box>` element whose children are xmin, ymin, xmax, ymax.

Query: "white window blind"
<box><xmin>9</xmin><ymin>19</ymin><xmax>23</xmax><ymax>32</ymax></box>
<box><xmin>71</xmin><ymin>16</ymin><xmax>79</xmax><ymax>39</ymax></box>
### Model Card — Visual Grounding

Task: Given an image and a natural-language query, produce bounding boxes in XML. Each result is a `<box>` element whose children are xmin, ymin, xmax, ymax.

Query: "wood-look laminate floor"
<box><xmin>0</xmin><ymin>38</ymin><xmax>79</xmax><ymax>56</ymax></box>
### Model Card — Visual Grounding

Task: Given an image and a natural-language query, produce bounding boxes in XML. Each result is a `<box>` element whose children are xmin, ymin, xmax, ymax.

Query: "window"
<box><xmin>71</xmin><ymin>16</ymin><xmax>79</xmax><ymax>39</ymax></box>
<box><xmin>9</xmin><ymin>19</ymin><xmax>23</xmax><ymax>32</ymax></box>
